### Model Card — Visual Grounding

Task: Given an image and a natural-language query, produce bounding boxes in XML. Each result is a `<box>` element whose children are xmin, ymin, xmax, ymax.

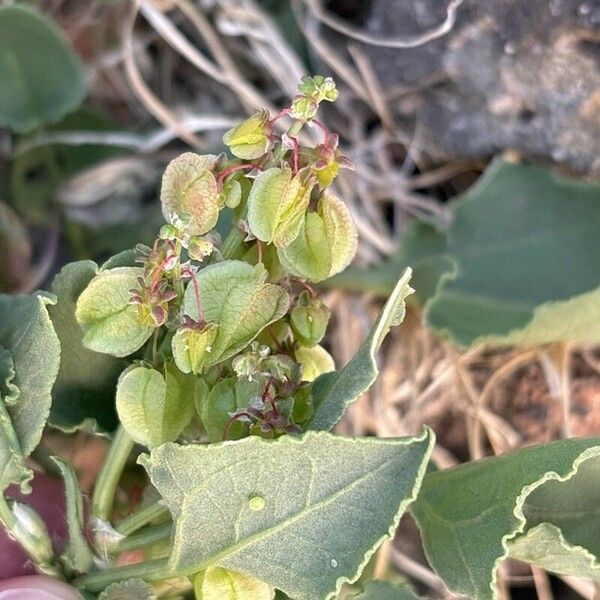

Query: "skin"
<box><xmin>0</xmin><ymin>474</ymin><xmax>67</xmax><ymax>580</ymax></box>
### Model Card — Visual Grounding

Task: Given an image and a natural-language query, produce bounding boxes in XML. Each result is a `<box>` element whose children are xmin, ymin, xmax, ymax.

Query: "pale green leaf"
<box><xmin>140</xmin><ymin>428</ymin><xmax>434</xmax><ymax>600</ymax></box>
<box><xmin>98</xmin><ymin>578</ymin><xmax>157</xmax><ymax>600</ymax></box>
<box><xmin>116</xmin><ymin>363</ymin><xmax>194</xmax><ymax>448</ymax></box>
<box><xmin>223</xmin><ymin>111</ymin><xmax>270</xmax><ymax>160</ymax></box>
<box><xmin>52</xmin><ymin>457</ymin><xmax>94</xmax><ymax>574</ymax></box>
<box><xmin>183</xmin><ymin>261</ymin><xmax>289</xmax><ymax>367</ymax></box>
<box><xmin>295</xmin><ymin>345</ymin><xmax>334</xmax><ymax>382</ymax></box>
<box><xmin>247</xmin><ymin>167</ymin><xmax>311</xmax><ymax>247</ymax></box>
<box><xmin>0</xmin><ymin>294</ymin><xmax>60</xmax><ymax>461</ymax></box>
<box><xmin>0</xmin><ymin>5</ymin><xmax>86</xmax><ymax>132</ymax></box>
<box><xmin>319</xmin><ymin>193</ymin><xmax>357</xmax><ymax>277</ymax></box>
<box><xmin>411</xmin><ymin>438</ymin><xmax>600</xmax><ymax>600</ymax></box>
<box><xmin>351</xmin><ymin>580</ymin><xmax>423</xmax><ymax>600</ymax></box>
<box><xmin>507</xmin><ymin>446</ymin><xmax>600</xmax><ymax>580</ymax></box>
<box><xmin>161</xmin><ymin>153</ymin><xmax>220</xmax><ymax>236</ymax></box>
<box><xmin>423</xmin><ymin>159</ymin><xmax>600</xmax><ymax>346</ymax></box>
<box><xmin>278</xmin><ymin>213</ymin><xmax>331</xmax><ymax>282</ymax></box>
<box><xmin>172</xmin><ymin>324</ymin><xmax>218</xmax><ymax>375</ymax></box>
<box><xmin>307</xmin><ymin>269</ymin><xmax>413</xmax><ymax>431</ymax></box>
<box><xmin>48</xmin><ymin>261</ymin><xmax>125</xmax><ymax>433</ymax></box>
<box><xmin>0</xmin><ymin>346</ymin><xmax>30</xmax><ymax>491</ymax></box>
<box><xmin>75</xmin><ymin>267</ymin><xmax>154</xmax><ymax>358</ymax></box>
<box><xmin>194</xmin><ymin>566</ymin><xmax>273</xmax><ymax>600</ymax></box>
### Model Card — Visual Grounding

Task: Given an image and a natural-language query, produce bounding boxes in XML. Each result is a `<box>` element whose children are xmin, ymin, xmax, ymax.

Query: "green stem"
<box><xmin>31</xmin><ymin>443</ymin><xmax>62</xmax><ymax>478</ymax></box>
<box><xmin>115</xmin><ymin>501</ymin><xmax>169</xmax><ymax>537</ymax></box>
<box><xmin>116</xmin><ymin>522</ymin><xmax>172</xmax><ymax>553</ymax></box>
<box><xmin>74</xmin><ymin>557</ymin><xmax>172</xmax><ymax>592</ymax></box>
<box><xmin>92</xmin><ymin>426</ymin><xmax>135</xmax><ymax>521</ymax></box>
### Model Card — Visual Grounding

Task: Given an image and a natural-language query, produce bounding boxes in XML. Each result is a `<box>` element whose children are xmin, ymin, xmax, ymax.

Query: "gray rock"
<box><xmin>321</xmin><ymin>0</ymin><xmax>600</xmax><ymax>171</ymax></box>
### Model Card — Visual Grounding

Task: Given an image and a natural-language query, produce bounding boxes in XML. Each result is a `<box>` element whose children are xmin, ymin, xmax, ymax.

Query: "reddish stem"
<box><xmin>311</xmin><ymin>118</ymin><xmax>330</xmax><ymax>141</ymax></box>
<box><xmin>216</xmin><ymin>163</ymin><xmax>261</xmax><ymax>187</ymax></box>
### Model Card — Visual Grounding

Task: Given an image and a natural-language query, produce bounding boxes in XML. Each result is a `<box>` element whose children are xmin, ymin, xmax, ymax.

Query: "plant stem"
<box><xmin>91</xmin><ymin>426</ymin><xmax>135</xmax><ymax>521</ymax></box>
<box><xmin>116</xmin><ymin>522</ymin><xmax>172</xmax><ymax>553</ymax></box>
<box><xmin>115</xmin><ymin>501</ymin><xmax>170</xmax><ymax>537</ymax></box>
<box><xmin>74</xmin><ymin>558</ymin><xmax>171</xmax><ymax>592</ymax></box>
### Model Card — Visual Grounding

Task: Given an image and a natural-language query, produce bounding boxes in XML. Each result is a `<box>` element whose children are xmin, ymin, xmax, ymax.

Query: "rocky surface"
<box><xmin>321</xmin><ymin>0</ymin><xmax>600</xmax><ymax>171</ymax></box>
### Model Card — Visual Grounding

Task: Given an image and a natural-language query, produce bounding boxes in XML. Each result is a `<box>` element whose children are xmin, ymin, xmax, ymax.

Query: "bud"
<box><xmin>290</xmin><ymin>290</ymin><xmax>330</xmax><ymax>347</ymax></box>
<box><xmin>222</xmin><ymin>109</ymin><xmax>271</xmax><ymax>160</ymax></box>
<box><xmin>232</xmin><ymin>341</ymin><xmax>271</xmax><ymax>380</ymax></box>
<box><xmin>9</xmin><ymin>501</ymin><xmax>55</xmax><ymax>570</ymax></box>
<box><xmin>172</xmin><ymin>322</ymin><xmax>218</xmax><ymax>374</ymax></box>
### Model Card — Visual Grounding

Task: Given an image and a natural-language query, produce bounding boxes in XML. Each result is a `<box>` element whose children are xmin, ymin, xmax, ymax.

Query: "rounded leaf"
<box><xmin>116</xmin><ymin>363</ymin><xmax>194</xmax><ymax>448</ymax></box>
<box><xmin>161</xmin><ymin>153</ymin><xmax>220</xmax><ymax>236</ymax></box>
<box><xmin>75</xmin><ymin>267</ymin><xmax>154</xmax><ymax>357</ymax></box>
<box><xmin>295</xmin><ymin>344</ymin><xmax>335</xmax><ymax>381</ymax></box>
<box><xmin>222</xmin><ymin>111</ymin><xmax>270</xmax><ymax>160</ymax></box>
<box><xmin>290</xmin><ymin>290</ymin><xmax>330</xmax><ymax>347</ymax></box>
<box><xmin>277</xmin><ymin>212</ymin><xmax>331</xmax><ymax>282</ymax></box>
<box><xmin>319</xmin><ymin>193</ymin><xmax>357</xmax><ymax>277</ymax></box>
<box><xmin>0</xmin><ymin>5</ymin><xmax>85</xmax><ymax>132</ymax></box>
<box><xmin>247</xmin><ymin>167</ymin><xmax>311</xmax><ymax>248</ymax></box>
<box><xmin>194</xmin><ymin>566</ymin><xmax>273</xmax><ymax>600</ymax></box>
<box><xmin>172</xmin><ymin>324</ymin><xmax>218</xmax><ymax>375</ymax></box>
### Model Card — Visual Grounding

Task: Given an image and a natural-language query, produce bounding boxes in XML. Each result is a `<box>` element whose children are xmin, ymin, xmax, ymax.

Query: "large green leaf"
<box><xmin>307</xmin><ymin>269</ymin><xmax>413</xmax><ymax>431</ymax></box>
<box><xmin>47</xmin><ymin>261</ymin><xmax>124</xmax><ymax>433</ymax></box>
<box><xmin>184</xmin><ymin>261</ymin><xmax>289</xmax><ymax>367</ymax></box>
<box><xmin>194</xmin><ymin>566</ymin><xmax>273</xmax><ymax>600</ymax></box>
<box><xmin>507</xmin><ymin>446</ymin><xmax>600</xmax><ymax>580</ymax></box>
<box><xmin>0</xmin><ymin>294</ymin><xmax>60</xmax><ymax>489</ymax></box>
<box><xmin>140</xmin><ymin>428</ymin><xmax>434</xmax><ymax>600</ymax></box>
<box><xmin>411</xmin><ymin>438</ymin><xmax>600</xmax><ymax>600</ymax></box>
<box><xmin>333</xmin><ymin>160</ymin><xmax>600</xmax><ymax>347</ymax></box>
<box><xmin>0</xmin><ymin>5</ymin><xmax>85</xmax><ymax>132</ymax></box>
<box><xmin>425</xmin><ymin>160</ymin><xmax>600</xmax><ymax>346</ymax></box>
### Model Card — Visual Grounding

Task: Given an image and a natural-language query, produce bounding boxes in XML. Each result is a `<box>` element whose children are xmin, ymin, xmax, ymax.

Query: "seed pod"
<box><xmin>290</xmin><ymin>290</ymin><xmax>330</xmax><ymax>347</ymax></box>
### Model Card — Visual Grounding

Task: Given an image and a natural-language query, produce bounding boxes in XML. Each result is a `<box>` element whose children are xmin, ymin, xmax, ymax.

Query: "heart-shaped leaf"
<box><xmin>183</xmin><ymin>261</ymin><xmax>289</xmax><ymax>367</ymax></box>
<box><xmin>75</xmin><ymin>267</ymin><xmax>154</xmax><ymax>358</ymax></box>
<box><xmin>161</xmin><ymin>153</ymin><xmax>220</xmax><ymax>236</ymax></box>
<box><xmin>140</xmin><ymin>428</ymin><xmax>434</xmax><ymax>600</ymax></box>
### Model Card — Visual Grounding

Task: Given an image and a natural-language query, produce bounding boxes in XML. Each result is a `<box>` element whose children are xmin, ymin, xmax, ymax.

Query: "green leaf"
<box><xmin>507</xmin><ymin>446</ymin><xmax>600</xmax><ymax>580</ymax></box>
<box><xmin>307</xmin><ymin>269</ymin><xmax>413</xmax><ymax>431</ymax></box>
<box><xmin>52</xmin><ymin>457</ymin><xmax>94</xmax><ymax>574</ymax></box>
<box><xmin>116</xmin><ymin>363</ymin><xmax>195</xmax><ymax>448</ymax></box>
<box><xmin>194</xmin><ymin>566</ymin><xmax>273</xmax><ymax>600</ymax></box>
<box><xmin>75</xmin><ymin>267</ymin><xmax>154</xmax><ymax>358</ymax></box>
<box><xmin>0</xmin><ymin>5</ymin><xmax>85</xmax><ymax>132</ymax></box>
<box><xmin>278</xmin><ymin>213</ymin><xmax>330</xmax><ymax>282</ymax></box>
<box><xmin>411</xmin><ymin>438</ymin><xmax>600</xmax><ymax>600</ymax></box>
<box><xmin>199</xmin><ymin>377</ymin><xmax>262</xmax><ymax>442</ymax></box>
<box><xmin>423</xmin><ymin>159</ymin><xmax>600</xmax><ymax>346</ymax></box>
<box><xmin>351</xmin><ymin>580</ymin><xmax>423</xmax><ymax>600</ymax></box>
<box><xmin>278</xmin><ymin>194</ymin><xmax>357</xmax><ymax>282</ymax></box>
<box><xmin>183</xmin><ymin>261</ymin><xmax>289</xmax><ymax>367</ymax></box>
<box><xmin>295</xmin><ymin>345</ymin><xmax>334</xmax><ymax>382</ymax></box>
<box><xmin>0</xmin><ymin>347</ymin><xmax>30</xmax><ymax>491</ymax></box>
<box><xmin>161</xmin><ymin>153</ymin><xmax>220</xmax><ymax>236</ymax></box>
<box><xmin>140</xmin><ymin>428</ymin><xmax>434</xmax><ymax>600</ymax></box>
<box><xmin>247</xmin><ymin>167</ymin><xmax>311</xmax><ymax>248</ymax></box>
<box><xmin>98</xmin><ymin>579</ymin><xmax>157</xmax><ymax>600</ymax></box>
<box><xmin>47</xmin><ymin>261</ymin><xmax>125</xmax><ymax>433</ymax></box>
<box><xmin>222</xmin><ymin>110</ymin><xmax>270</xmax><ymax>160</ymax></box>
<box><xmin>172</xmin><ymin>324</ymin><xmax>218</xmax><ymax>375</ymax></box>
<box><xmin>0</xmin><ymin>294</ymin><xmax>60</xmax><ymax>465</ymax></box>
